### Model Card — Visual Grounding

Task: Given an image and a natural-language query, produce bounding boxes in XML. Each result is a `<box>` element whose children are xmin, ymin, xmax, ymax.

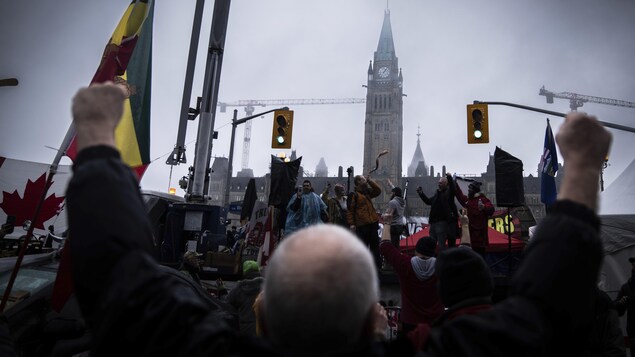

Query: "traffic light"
<box><xmin>467</xmin><ymin>104</ymin><xmax>489</xmax><ymax>144</ymax></box>
<box><xmin>271</xmin><ymin>110</ymin><xmax>294</xmax><ymax>149</ymax></box>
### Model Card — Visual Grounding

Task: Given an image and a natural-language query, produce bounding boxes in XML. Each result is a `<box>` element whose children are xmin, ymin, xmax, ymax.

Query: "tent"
<box><xmin>598</xmin><ymin>215</ymin><xmax>635</xmax><ymax>297</ymax></box>
<box><xmin>399</xmin><ymin>225</ymin><xmax>526</xmax><ymax>254</ymax></box>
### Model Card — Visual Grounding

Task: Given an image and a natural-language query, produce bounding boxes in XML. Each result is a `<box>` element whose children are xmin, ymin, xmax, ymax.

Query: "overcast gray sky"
<box><xmin>1</xmin><ymin>0</ymin><xmax>634</xmax><ymax>195</ymax></box>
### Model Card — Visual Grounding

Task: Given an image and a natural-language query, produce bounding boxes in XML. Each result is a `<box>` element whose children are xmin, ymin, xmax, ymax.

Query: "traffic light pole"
<box><xmin>474</xmin><ymin>101</ymin><xmax>635</xmax><ymax>134</ymax></box>
<box><xmin>224</xmin><ymin>107</ymin><xmax>289</xmax><ymax>207</ymax></box>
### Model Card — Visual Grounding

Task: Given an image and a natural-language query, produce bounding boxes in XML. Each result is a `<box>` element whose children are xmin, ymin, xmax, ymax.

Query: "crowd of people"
<box><xmin>14</xmin><ymin>82</ymin><xmax>624</xmax><ymax>356</ymax></box>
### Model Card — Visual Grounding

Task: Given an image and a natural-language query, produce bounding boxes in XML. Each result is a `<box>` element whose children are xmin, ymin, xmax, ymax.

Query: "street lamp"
<box><xmin>224</xmin><ymin>106</ymin><xmax>289</xmax><ymax>207</ymax></box>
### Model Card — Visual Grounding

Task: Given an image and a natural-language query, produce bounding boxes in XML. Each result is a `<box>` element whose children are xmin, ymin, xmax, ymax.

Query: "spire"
<box><xmin>376</xmin><ymin>10</ymin><xmax>395</xmax><ymax>60</ymax></box>
<box><xmin>316</xmin><ymin>157</ymin><xmax>328</xmax><ymax>177</ymax></box>
<box><xmin>408</xmin><ymin>126</ymin><xmax>428</xmax><ymax>177</ymax></box>
<box><xmin>368</xmin><ymin>60</ymin><xmax>373</xmax><ymax>74</ymax></box>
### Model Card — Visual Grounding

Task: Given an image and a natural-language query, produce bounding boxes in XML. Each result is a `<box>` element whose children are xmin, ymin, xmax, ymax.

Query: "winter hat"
<box><xmin>243</xmin><ymin>260</ymin><xmax>260</xmax><ymax>275</ymax></box>
<box><xmin>392</xmin><ymin>187</ymin><xmax>403</xmax><ymax>197</ymax></box>
<box><xmin>436</xmin><ymin>248</ymin><xmax>493</xmax><ymax>307</ymax></box>
<box><xmin>415</xmin><ymin>237</ymin><xmax>437</xmax><ymax>257</ymax></box>
<box><xmin>468</xmin><ymin>181</ymin><xmax>482</xmax><ymax>192</ymax></box>
<box><xmin>183</xmin><ymin>251</ymin><xmax>202</xmax><ymax>267</ymax></box>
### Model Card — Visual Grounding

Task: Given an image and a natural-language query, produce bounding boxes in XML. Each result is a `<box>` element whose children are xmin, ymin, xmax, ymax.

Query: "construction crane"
<box><xmin>539</xmin><ymin>85</ymin><xmax>635</xmax><ymax>111</ymax></box>
<box><xmin>217</xmin><ymin>98</ymin><xmax>366</xmax><ymax>171</ymax></box>
<box><xmin>539</xmin><ymin>86</ymin><xmax>635</xmax><ymax>191</ymax></box>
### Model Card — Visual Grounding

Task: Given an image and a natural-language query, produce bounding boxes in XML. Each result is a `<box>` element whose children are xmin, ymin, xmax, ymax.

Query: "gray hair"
<box><xmin>263</xmin><ymin>224</ymin><xmax>379</xmax><ymax>354</ymax></box>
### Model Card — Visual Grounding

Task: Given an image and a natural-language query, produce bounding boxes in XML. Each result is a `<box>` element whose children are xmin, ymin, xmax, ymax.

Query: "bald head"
<box><xmin>263</xmin><ymin>224</ymin><xmax>379</xmax><ymax>354</ymax></box>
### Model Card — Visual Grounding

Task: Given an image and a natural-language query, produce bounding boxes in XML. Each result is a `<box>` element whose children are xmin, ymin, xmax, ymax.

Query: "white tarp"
<box><xmin>600</xmin><ymin>158</ymin><xmax>635</xmax><ymax>215</ymax></box>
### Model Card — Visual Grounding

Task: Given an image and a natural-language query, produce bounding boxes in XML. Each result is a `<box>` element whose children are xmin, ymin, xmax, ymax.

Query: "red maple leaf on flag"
<box><xmin>0</xmin><ymin>173</ymin><xmax>65</xmax><ymax>230</ymax></box>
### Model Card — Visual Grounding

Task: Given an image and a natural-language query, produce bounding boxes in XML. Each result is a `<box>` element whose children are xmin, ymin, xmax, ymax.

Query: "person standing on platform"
<box><xmin>285</xmin><ymin>180</ymin><xmax>327</xmax><ymax>235</ymax></box>
<box><xmin>386</xmin><ymin>186</ymin><xmax>406</xmax><ymax>248</ymax></box>
<box><xmin>347</xmin><ymin>175</ymin><xmax>382</xmax><ymax>269</ymax></box>
<box><xmin>416</xmin><ymin>173</ymin><xmax>458</xmax><ymax>252</ymax></box>
<box><xmin>321</xmin><ymin>183</ymin><xmax>348</xmax><ymax>227</ymax></box>
<box><xmin>454</xmin><ymin>180</ymin><xmax>494</xmax><ymax>255</ymax></box>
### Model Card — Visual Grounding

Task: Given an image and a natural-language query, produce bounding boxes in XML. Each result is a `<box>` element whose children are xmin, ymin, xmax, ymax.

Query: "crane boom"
<box><xmin>539</xmin><ymin>86</ymin><xmax>635</xmax><ymax>111</ymax></box>
<box><xmin>218</xmin><ymin>98</ymin><xmax>366</xmax><ymax>172</ymax></box>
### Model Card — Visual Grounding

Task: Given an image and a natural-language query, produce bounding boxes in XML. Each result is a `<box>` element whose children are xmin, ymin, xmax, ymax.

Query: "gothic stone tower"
<box><xmin>363</xmin><ymin>10</ymin><xmax>403</xmax><ymax>183</ymax></box>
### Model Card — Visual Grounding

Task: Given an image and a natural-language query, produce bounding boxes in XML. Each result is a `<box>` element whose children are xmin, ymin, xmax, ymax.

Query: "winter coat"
<box><xmin>387</xmin><ymin>196</ymin><xmax>406</xmax><ymax>226</ymax></box>
<box><xmin>455</xmin><ymin>184</ymin><xmax>494</xmax><ymax>249</ymax></box>
<box><xmin>418</xmin><ymin>176</ymin><xmax>458</xmax><ymax>225</ymax></box>
<box><xmin>227</xmin><ymin>276</ymin><xmax>264</xmax><ymax>336</ymax></box>
<box><xmin>379</xmin><ymin>241</ymin><xmax>444</xmax><ymax>325</ymax></box>
<box><xmin>285</xmin><ymin>192</ymin><xmax>327</xmax><ymax>235</ymax></box>
<box><xmin>321</xmin><ymin>193</ymin><xmax>348</xmax><ymax>227</ymax></box>
<box><xmin>347</xmin><ymin>179</ymin><xmax>381</xmax><ymax>227</ymax></box>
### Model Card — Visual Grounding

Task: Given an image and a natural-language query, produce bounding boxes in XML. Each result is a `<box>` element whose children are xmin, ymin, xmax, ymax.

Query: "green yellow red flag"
<box><xmin>66</xmin><ymin>0</ymin><xmax>153</xmax><ymax>179</ymax></box>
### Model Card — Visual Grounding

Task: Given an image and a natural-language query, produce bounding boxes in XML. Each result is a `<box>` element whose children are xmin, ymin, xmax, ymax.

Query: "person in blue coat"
<box><xmin>285</xmin><ymin>180</ymin><xmax>327</xmax><ymax>235</ymax></box>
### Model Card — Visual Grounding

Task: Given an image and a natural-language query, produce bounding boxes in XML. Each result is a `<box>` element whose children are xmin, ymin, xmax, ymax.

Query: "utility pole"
<box><xmin>188</xmin><ymin>0</ymin><xmax>231</xmax><ymax>202</ymax></box>
<box><xmin>473</xmin><ymin>101</ymin><xmax>635</xmax><ymax>134</ymax></box>
<box><xmin>224</xmin><ymin>107</ymin><xmax>288</xmax><ymax>207</ymax></box>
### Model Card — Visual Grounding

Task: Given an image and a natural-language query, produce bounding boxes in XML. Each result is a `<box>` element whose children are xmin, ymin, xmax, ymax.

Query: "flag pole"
<box><xmin>0</xmin><ymin>171</ymin><xmax>55</xmax><ymax>311</ymax></box>
<box><xmin>50</xmin><ymin>123</ymin><xmax>76</xmax><ymax>176</ymax></box>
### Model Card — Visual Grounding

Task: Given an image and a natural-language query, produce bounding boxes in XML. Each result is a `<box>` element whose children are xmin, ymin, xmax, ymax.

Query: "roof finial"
<box><xmin>417</xmin><ymin>125</ymin><xmax>421</xmax><ymax>142</ymax></box>
<box><xmin>386</xmin><ymin>0</ymin><xmax>390</xmax><ymax>14</ymax></box>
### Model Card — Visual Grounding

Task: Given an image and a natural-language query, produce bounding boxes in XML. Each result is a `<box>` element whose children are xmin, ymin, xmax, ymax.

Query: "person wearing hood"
<box><xmin>454</xmin><ymin>180</ymin><xmax>494</xmax><ymax>255</ymax></box>
<box><xmin>614</xmin><ymin>257</ymin><xmax>635</xmax><ymax>356</ymax></box>
<box><xmin>226</xmin><ymin>260</ymin><xmax>264</xmax><ymax>336</ymax></box>
<box><xmin>407</xmin><ymin>212</ymin><xmax>495</xmax><ymax>350</ymax></box>
<box><xmin>386</xmin><ymin>186</ymin><xmax>406</xmax><ymax>248</ymax></box>
<box><xmin>379</xmin><ymin>211</ymin><xmax>444</xmax><ymax>336</ymax></box>
<box><xmin>285</xmin><ymin>180</ymin><xmax>328</xmax><ymax>235</ymax></box>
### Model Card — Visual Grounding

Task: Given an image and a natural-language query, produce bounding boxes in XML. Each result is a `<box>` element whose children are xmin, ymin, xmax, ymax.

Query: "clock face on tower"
<box><xmin>378</xmin><ymin>66</ymin><xmax>390</xmax><ymax>78</ymax></box>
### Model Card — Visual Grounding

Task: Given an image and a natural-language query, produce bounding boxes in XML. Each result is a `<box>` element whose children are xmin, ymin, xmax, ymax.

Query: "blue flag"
<box><xmin>540</xmin><ymin>120</ymin><xmax>559</xmax><ymax>206</ymax></box>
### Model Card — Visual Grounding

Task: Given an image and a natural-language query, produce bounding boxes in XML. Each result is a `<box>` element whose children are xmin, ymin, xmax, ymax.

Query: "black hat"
<box><xmin>436</xmin><ymin>248</ymin><xmax>493</xmax><ymax>307</ymax></box>
<box><xmin>468</xmin><ymin>181</ymin><xmax>482</xmax><ymax>192</ymax></box>
<box><xmin>392</xmin><ymin>187</ymin><xmax>402</xmax><ymax>197</ymax></box>
<box><xmin>629</xmin><ymin>257</ymin><xmax>635</xmax><ymax>263</ymax></box>
<box><xmin>415</xmin><ymin>237</ymin><xmax>436</xmax><ymax>257</ymax></box>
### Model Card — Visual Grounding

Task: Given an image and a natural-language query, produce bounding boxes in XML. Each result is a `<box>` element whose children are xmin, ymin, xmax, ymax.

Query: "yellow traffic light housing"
<box><xmin>271</xmin><ymin>110</ymin><xmax>294</xmax><ymax>149</ymax></box>
<box><xmin>467</xmin><ymin>104</ymin><xmax>489</xmax><ymax>144</ymax></box>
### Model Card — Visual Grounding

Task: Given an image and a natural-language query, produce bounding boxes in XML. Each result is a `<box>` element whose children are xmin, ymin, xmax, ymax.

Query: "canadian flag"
<box><xmin>0</xmin><ymin>156</ymin><xmax>71</xmax><ymax>238</ymax></box>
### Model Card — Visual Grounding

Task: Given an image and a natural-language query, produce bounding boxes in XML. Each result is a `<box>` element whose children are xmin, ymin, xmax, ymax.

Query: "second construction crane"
<box><xmin>218</xmin><ymin>98</ymin><xmax>366</xmax><ymax>173</ymax></box>
<box><xmin>539</xmin><ymin>85</ymin><xmax>635</xmax><ymax>111</ymax></box>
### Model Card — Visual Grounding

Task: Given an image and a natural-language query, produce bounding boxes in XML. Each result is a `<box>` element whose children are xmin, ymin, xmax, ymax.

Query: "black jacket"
<box><xmin>417</xmin><ymin>176</ymin><xmax>458</xmax><ymax>224</ymax></box>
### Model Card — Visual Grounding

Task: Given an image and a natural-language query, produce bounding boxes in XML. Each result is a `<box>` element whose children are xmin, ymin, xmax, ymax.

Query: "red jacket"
<box><xmin>455</xmin><ymin>185</ymin><xmax>494</xmax><ymax>249</ymax></box>
<box><xmin>379</xmin><ymin>241</ymin><xmax>444</xmax><ymax>325</ymax></box>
